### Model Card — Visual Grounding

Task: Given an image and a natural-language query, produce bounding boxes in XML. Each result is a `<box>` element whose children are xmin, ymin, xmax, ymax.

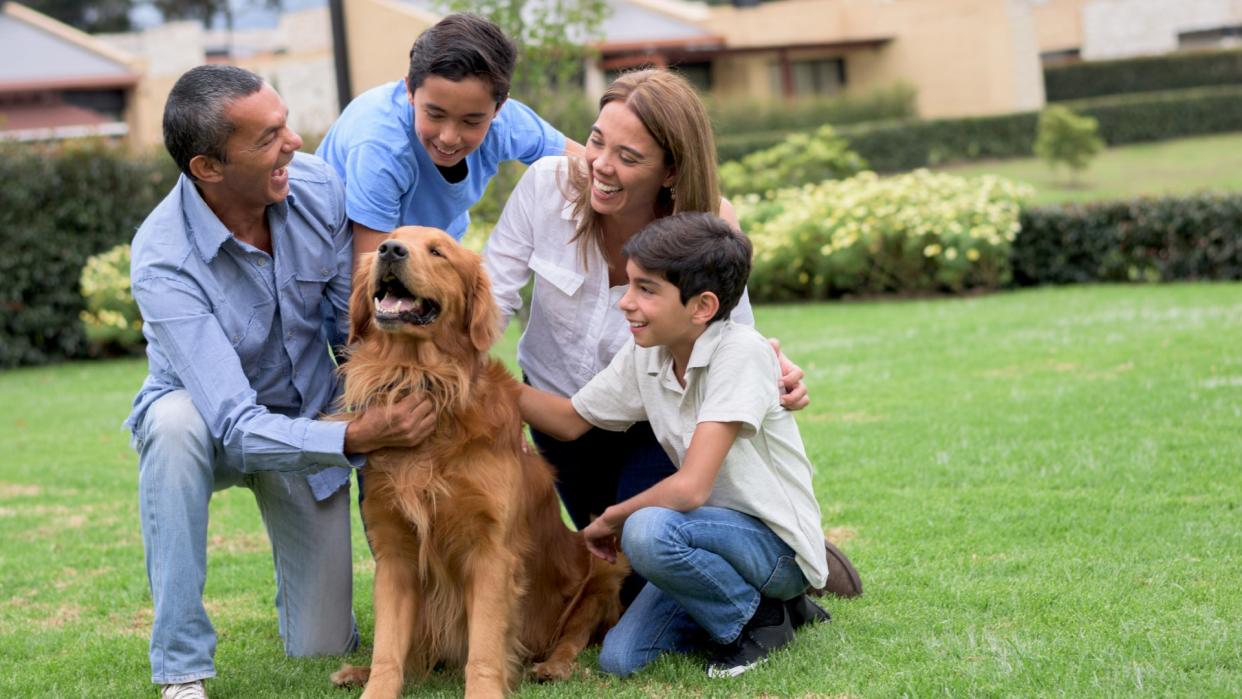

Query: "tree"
<box><xmin>23</xmin><ymin>0</ymin><xmax>134</xmax><ymax>33</ymax></box>
<box><xmin>1034</xmin><ymin>105</ymin><xmax>1105</xmax><ymax>184</ymax></box>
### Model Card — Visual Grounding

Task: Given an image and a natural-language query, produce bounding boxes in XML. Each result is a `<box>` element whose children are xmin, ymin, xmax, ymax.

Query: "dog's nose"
<box><xmin>377</xmin><ymin>240</ymin><xmax>408</xmax><ymax>262</ymax></box>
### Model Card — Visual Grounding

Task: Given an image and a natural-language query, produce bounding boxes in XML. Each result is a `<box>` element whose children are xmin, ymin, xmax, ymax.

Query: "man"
<box><xmin>126</xmin><ymin>65</ymin><xmax>432</xmax><ymax>699</ymax></box>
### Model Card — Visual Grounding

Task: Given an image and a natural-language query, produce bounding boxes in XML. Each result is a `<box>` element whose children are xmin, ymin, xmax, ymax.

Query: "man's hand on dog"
<box><xmin>344</xmin><ymin>393</ymin><xmax>436</xmax><ymax>454</ymax></box>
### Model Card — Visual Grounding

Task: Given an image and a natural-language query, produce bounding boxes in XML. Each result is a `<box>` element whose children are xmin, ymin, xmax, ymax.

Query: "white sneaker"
<box><xmin>160</xmin><ymin>681</ymin><xmax>207</xmax><ymax>699</ymax></box>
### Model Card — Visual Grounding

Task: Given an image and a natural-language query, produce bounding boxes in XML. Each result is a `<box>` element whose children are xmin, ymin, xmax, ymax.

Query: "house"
<box><xmin>0</xmin><ymin>1</ymin><xmax>141</xmax><ymax>142</ymax></box>
<box><xmin>340</xmin><ymin>0</ymin><xmax>1047</xmax><ymax>119</ymax></box>
<box><xmin>1032</xmin><ymin>0</ymin><xmax>1242</xmax><ymax>63</ymax></box>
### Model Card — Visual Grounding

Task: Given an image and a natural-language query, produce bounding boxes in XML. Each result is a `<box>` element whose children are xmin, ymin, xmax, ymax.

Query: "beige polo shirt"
<box><xmin>571</xmin><ymin>321</ymin><xmax>829</xmax><ymax>587</ymax></box>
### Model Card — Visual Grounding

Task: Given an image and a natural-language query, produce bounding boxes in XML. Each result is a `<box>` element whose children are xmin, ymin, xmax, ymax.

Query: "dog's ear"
<box><xmin>466</xmin><ymin>255</ymin><xmax>501</xmax><ymax>353</ymax></box>
<box><xmin>347</xmin><ymin>253</ymin><xmax>376</xmax><ymax>345</ymax></box>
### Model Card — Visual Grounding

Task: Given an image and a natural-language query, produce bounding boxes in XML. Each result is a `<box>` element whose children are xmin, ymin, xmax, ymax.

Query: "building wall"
<box><xmin>102</xmin><ymin>9</ymin><xmax>340</xmax><ymax>150</ymax></box>
<box><xmin>1078</xmin><ymin>0</ymin><xmax>1242</xmax><ymax>59</ymax></box>
<box><xmin>705</xmin><ymin>0</ymin><xmax>1045</xmax><ymax>118</ymax></box>
<box><xmin>1031</xmin><ymin>0</ymin><xmax>1086</xmax><ymax>54</ymax></box>
<box><xmin>342</xmin><ymin>0</ymin><xmax>436</xmax><ymax>96</ymax></box>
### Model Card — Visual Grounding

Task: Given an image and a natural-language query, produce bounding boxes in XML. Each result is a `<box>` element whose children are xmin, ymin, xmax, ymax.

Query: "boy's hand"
<box><xmin>770</xmin><ymin>338</ymin><xmax>810</xmax><ymax>410</ymax></box>
<box><xmin>582</xmin><ymin>512</ymin><xmax>621</xmax><ymax>563</ymax></box>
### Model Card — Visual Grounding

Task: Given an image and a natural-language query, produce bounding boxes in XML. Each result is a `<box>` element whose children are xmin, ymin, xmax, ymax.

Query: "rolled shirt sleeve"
<box><xmin>570</xmin><ymin>341</ymin><xmax>648</xmax><ymax>432</ymax></box>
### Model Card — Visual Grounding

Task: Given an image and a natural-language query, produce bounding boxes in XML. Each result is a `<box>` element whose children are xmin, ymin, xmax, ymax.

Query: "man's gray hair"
<box><xmin>163</xmin><ymin>65</ymin><xmax>265</xmax><ymax>179</ymax></box>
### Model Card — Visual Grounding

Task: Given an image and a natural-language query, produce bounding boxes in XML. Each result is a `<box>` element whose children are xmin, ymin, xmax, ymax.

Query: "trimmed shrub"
<box><xmin>1045</xmin><ymin>48</ymin><xmax>1242</xmax><ymax>102</ymax></box>
<box><xmin>1034</xmin><ymin>105</ymin><xmax>1104</xmax><ymax>178</ymax></box>
<box><xmin>719</xmin><ymin>85</ymin><xmax>1242</xmax><ymax>170</ymax></box>
<box><xmin>707</xmin><ymin>83</ymin><xmax>916</xmax><ymax>136</ymax></box>
<box><xmin>1013</xmin><ymin>194</ymin><xmax>1242</xmax><ymax>286</ymax></box>
<box><xmin>719</xmin><ymin>124</ymin><xmax>867</xmax><ymax>196</ymax></box>
<box><xmin>739</xmin><ymin>170</ymin><xmax>1032</xmax><ymax>301</ymax></box>
<box><xmin>0</xmin><ymin>141</ymin><xmax>177</xmax><ymax>367</ymax></box>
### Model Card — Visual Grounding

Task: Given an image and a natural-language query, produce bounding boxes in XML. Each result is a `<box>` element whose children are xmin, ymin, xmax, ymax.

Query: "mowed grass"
<box><xmin>937</xmin><ymin>131</ymin><xmax>1242</xmax><ymax>206</ymax></box>
<box><xmin>2</xmin><ymin>283</ymin><xmax>1240</xmax><ymax>697</ymax></box>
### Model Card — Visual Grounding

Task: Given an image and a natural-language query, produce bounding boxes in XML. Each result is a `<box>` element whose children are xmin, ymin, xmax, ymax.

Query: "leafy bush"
<box><xmin>739</xmin><ymin>170</ymin><xmax>1032</xmax><ymax>301</ymax></box>
<box><xmin>1034</xmin><ymin>105</ymin><xmax>1104</xmax><ymax>178</ymax></box>
<box><xmin>719</xmin><ymin>125</ymin><xmax>867</xmax><ymax>196</ymax></box>
<box><xmin>1014</xmin><ymin>194</ymin><xmax>1242</xmax><ymax>286</ymax></box>
<box><xmin>1045</xmin><ymin>47</ymin><xmax>1242</xmax><ymax>102</ymax></box>
<box><xmin>0</xmin><ymin>141</ymin><xmax>177</xmax><ymax>367</ymax></box>
<box><xmin>79</xmin><ymin>243</ymin><xmax>143</xmax><ymax>353</ymax></box>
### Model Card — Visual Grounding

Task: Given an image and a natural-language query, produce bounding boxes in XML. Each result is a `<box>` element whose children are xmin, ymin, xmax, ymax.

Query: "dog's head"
<box><xmin>349</xmin><ymin>226</ymin><xmax>500</xmax><ymax>355</ymax></box>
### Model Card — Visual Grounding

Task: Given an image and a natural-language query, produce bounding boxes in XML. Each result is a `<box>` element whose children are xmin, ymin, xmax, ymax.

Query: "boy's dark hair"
<box><xmin>163</xmin><ymin>65</ymin><xmax>265</xmax><ymax>178</ymax></box>
<box><xmin>407</xmin><ymin>13</ymin><xmax>516</xmax><ymax>104</ymax></box>
<box><xmin>623</xmin><ymin>213</ymin><xmax>753</xmax><ymax>323</ymax></box>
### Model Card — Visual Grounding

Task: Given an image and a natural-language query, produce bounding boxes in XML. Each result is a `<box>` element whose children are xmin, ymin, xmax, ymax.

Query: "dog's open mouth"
<box><xmin>374</xmin><ymin>273</ymin><xmax>441</xmax><ymax>326</ymax></box>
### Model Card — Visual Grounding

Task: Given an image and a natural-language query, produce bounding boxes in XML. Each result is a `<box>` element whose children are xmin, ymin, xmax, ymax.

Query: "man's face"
<box><xmin>215</xmin><ymin>84</ymin><xmax>303</xmax><ymax>208</ymax></box>
<box><xmin>407</xmin><ymin>75</ymin><xmax>501</xmax><ymax>168</ymax></box>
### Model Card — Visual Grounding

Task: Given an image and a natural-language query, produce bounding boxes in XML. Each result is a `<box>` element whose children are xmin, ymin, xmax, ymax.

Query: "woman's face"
<box><xmin>584</xmin><ymin>101</ymin><xmax>673</xmax><ymax>224</ymax></box>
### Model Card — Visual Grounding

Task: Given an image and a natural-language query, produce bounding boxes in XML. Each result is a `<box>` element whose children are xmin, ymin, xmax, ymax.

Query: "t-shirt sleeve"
<box><xmin>571</xmin><ymin>341</ymin><xmax>647</xmax><ymax>431</ymax></box>
<box><xmin>496</xmin><ymin>99</ymin><xmax>567</xmax><ymax>165</ymax></box>
<box><xmin>341</xmin><ymin>141</ymin><xmax>414</xmax><ymax>232</ymax></box>
<box><xmin>697</xmin><ymin>330</ymin><xmax>779</xmax><ymax>440</ymax></box>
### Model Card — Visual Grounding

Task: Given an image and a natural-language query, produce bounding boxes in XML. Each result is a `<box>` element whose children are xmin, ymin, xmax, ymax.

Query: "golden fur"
<box><xmin>329</xmin><ymin>227</ymin><xmax>627</xmax><ymax>699</ymax></box>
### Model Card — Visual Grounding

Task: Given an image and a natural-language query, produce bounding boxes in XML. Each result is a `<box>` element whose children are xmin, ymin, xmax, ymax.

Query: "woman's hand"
<box><xmin>770</xmin><ymin>338</ymin><xmax>810</xmax><ymax>411</ymax></box>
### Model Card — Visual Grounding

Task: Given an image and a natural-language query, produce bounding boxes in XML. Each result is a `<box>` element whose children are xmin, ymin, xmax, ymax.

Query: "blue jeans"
<box><xmin>133</xmin><ymin>390</ymin><xmax>358</xmax><ymax>685</ymax></box>
<box><xmin>598</xmin><ymin>506</ymin><xmax>809</xmax><ymax>677</ymax></box>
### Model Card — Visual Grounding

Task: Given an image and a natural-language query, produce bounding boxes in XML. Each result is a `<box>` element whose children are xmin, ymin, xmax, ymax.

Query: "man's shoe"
<box><xmin>160</xmin><ymin>681</ymin><xmax>207</xmax><ymax>699</ymax></box>
<box><xmin>809</xmin><ymin>538</ymin><xmax>863</xmax><ymax>598</ymax></box>
<box><xmin>786</xmin><ymin>593</ymin><xmax>831</xmax><ymax>630</ymax></box>
<box><xmin>706</xmin><ymin>597</ymin><xmax>795</xmax><ymax>678</ymax></box>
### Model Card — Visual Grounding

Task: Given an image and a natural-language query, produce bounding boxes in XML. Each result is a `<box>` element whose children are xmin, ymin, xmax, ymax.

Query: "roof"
<box><xmin>0</xmin><ymin>2</ymin><xmax>139</xmax><ymax>91</ymax></box>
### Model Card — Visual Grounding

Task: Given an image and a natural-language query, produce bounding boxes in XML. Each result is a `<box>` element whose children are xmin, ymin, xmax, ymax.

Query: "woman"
<box><xmin>485</xmin><ymin>67</ymin><xmax>812</xmax><ymax>526</ymax></box>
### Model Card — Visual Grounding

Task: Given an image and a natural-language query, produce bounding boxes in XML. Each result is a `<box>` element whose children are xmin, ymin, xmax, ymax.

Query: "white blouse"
<box><xmin>484</xmin><ymin>156</ymin><xmax>755</xmax><ymax>398</ymax></box>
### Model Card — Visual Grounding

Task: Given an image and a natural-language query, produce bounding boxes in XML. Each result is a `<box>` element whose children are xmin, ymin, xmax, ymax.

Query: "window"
<box><xmin>770</xmin><ymin>57</ymin><xmax>845</xmax><ymax>97</ymax></box>
<box><xmin>1178</xmin><ymin>25</ymin><xmax>1242</xmax><ymax>50</ymax></box>
<box><xmin>671</xmin><ymin>61</ymin><xmax>713</xmax><ymax>91</ymax></box>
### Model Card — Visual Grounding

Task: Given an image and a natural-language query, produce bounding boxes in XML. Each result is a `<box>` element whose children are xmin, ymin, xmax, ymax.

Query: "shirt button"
<box><xmin>320</xmin><ymin>267</ymin><xmax>331</xmax><ymax>276</ymax></box>
<box><xmin>257</xmin><ymin>258</ymin><xmax>267</xmax><ymax>267</ymax></box>
<box><xmin>232</xmin><ymin>335</ymin><xmax>241</xmax><ymax>342</ymax></box>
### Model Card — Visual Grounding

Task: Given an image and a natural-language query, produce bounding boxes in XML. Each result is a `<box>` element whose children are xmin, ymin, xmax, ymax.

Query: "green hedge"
<box><xmin>1013</xmin><ymin>194</ymin><xmax>1242</xmax><ymax>286</ymax></box>
<box><xmin>1045</xmin><ymin>48</ymin><xmax>1242</xmax><ymax>102</ymax></box>
<box><xmin>0</xmin><ymin>141</ymin><xmax>177</xmax><ymax>367</ymax></box>
<box><xmin>719</xmin><ymin>85</ymin><xmax>1242</xmax><ymax>170</ymax></box>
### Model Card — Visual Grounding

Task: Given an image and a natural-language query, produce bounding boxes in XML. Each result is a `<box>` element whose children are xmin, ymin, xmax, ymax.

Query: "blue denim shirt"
<box><xmin>125</xmin><ymin>152</ymin><xmax>358</xmax><ymax>500</ymax></box>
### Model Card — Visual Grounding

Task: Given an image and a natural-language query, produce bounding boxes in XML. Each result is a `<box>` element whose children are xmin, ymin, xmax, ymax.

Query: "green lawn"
<box><xmin>2</xmin><ymin>283</ymin><xmax>1240</xmax><ymax>697</ymax></box>
<box><xmin>937</xmin><ymin>131</ymin><xmax>1242</xmax><ymax>206</ymax></box>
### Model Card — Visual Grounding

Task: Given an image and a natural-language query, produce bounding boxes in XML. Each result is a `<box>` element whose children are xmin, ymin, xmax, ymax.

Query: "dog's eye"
<box><xmin>428</xmin><ymin>245</ymin><xmax>443</xmax><ymax>258</ymax></box>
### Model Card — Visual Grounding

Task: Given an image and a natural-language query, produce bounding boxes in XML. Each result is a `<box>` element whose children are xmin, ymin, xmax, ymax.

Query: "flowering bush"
<box><xmin>719</xmin><ymin>124</ymin><xmax>867</xmax><ymax>196</ymax></box>
<box><xmin>79</xmin><ymin>243</ymin><xmax>144</xmax><ymax>353</ymax></box>
<box><xmin>739</xmin><ymin>170</ymin><xmax>1032</xmax><ymax>301</ymax></box>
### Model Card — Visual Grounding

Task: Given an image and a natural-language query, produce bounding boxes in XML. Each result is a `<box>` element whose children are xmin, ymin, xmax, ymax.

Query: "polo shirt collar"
<box><xmin>639</xmin><ymin>320</ymin><xmax>732</xmax><ymax>378</ymax></box>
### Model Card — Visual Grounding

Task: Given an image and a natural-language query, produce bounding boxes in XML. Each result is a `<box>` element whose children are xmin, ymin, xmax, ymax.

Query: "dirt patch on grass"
<box><xmin>825</xmin><ymin>527</ymin><xmax>857</xmax><ymax>545</ymax></box>
<box><xmin>207</xmin><ymin>532</ymin><xmax>270</xmax><ymax>555</ymax></box>
<box><xmin>0</xmin><ymin>483</ymin><xmax>42</xmax><ymax>498</ymax></box>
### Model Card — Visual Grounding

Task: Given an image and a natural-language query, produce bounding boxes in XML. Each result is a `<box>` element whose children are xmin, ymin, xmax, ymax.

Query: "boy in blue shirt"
<box><xmin>316</xmin><ymin>13</ymin><xmax>577</xmax><ymax>261</ymax></box>
<box><xmin>518</xmin><ymin>213</ymin><xmax>834</xmax><ymax>678</ymax></box>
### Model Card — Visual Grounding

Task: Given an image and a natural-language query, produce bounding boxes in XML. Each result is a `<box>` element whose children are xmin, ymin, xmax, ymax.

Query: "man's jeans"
<box><xmin>598</xmin><ymin>506</ymin><xmax>808</xmax><ymax>677</ymax></box>
<box><xmin>133</xmin><ymin>390</ymin><xmax>358</xmax><ymax>685</ymax></box>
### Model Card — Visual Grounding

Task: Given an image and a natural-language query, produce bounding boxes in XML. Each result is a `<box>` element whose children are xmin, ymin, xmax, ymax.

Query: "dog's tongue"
<box><xmin>378</xmin><ymin>292</ymin><xmax>418</xmax><ymax>313</ymax></box>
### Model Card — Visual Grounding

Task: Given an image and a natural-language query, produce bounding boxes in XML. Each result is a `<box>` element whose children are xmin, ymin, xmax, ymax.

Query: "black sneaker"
<box><xmin>706</xmin><ymin>597</ymin><xmax>795</xmax><ymax>678</ymax></box>
<box><xmin>786</xmin><ymin>593</ymin><xmax>831</xmax><ymax>630</ymax></box>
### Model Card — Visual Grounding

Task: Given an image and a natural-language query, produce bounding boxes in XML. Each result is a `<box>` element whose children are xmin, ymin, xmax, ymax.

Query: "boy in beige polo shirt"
<box><xmin>518</xmin><ymin>212</ymin><xmax>832</xmax><ymax>678</ymax></box>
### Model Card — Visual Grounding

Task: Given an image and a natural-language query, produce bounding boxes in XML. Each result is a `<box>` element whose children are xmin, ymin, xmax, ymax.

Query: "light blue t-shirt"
<box><xmin>316</xmin><ymin>79</ymin><xmax>566</xmax><ymax>240</ymax></box>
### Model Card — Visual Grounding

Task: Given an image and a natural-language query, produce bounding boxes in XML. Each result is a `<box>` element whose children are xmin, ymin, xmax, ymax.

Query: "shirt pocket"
<box><xmin>222</xmin><ymin>298</ymin><xmax>277</xmax><ymax>369</ymax></box>
<box><xmin>528</xmin><ymin>254</ymin><xmax>585</xmax><ymax>344</ymax></box>
<box><xmin>294</xmin><ymin>263</ymin><xmax>336</xmax><ymax>318</ymax></box>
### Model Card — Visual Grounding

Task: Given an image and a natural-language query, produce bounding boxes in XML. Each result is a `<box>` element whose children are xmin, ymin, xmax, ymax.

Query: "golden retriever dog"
<box><xmin>330</xmin><ymin>226</ymin><xmax>628</xmax><ymax>699</ymax></box>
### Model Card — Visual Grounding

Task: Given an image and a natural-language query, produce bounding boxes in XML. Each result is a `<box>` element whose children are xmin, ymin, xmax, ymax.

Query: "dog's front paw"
<box><xmin>330</xmin><ymin>663</ymin><xmax>372</xmax><ymax>687</ymax></box>
<box><xmin>530</xmin><ymin>658</ymin><xmax>575</xmax><ymax>682</ymax></box>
